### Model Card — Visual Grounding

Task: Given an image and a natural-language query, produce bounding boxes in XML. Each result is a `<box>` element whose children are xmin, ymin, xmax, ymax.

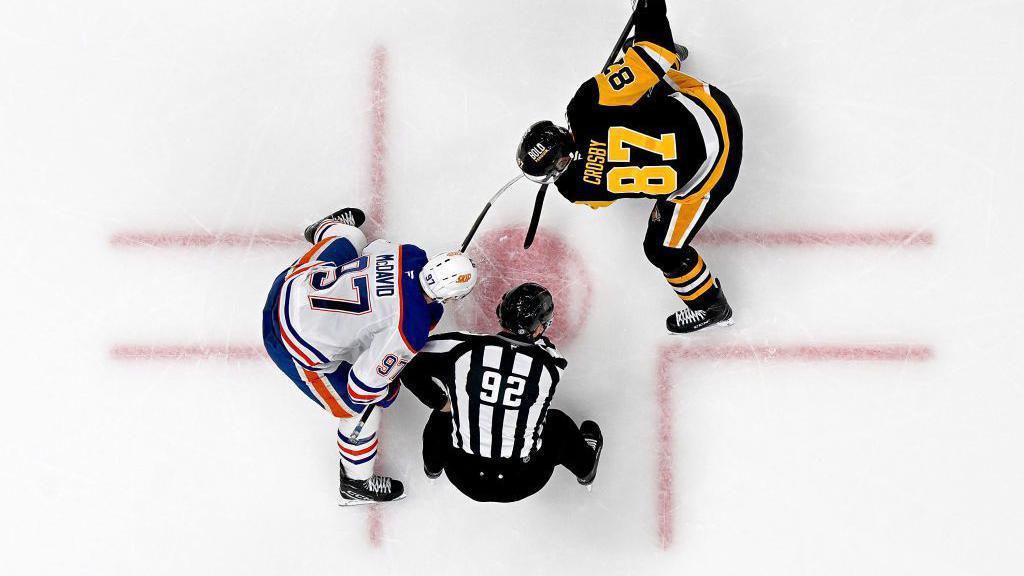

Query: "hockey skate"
<box><xmin>303</xmin><ymin>207</ymin><xmax>366</xmax><ymax>244</ymax></box>
<box><xmin>666</xmin><ymin>289</ymin><xmax>734</xmax><ymax>334</ymax></box>
<box><xmin>339</xmin><ymin>466</ymin><xmax>406</xmax><ymax>506</ymax></box>
<box><xmin>577</xmin><ymin>420</ymin><xmax>604</xmax><ymax>487</ymax></box>
<box><xmin>424</xmin><ymin>464</ymin><xmax>442</xmax><ymax>480</ymax></box>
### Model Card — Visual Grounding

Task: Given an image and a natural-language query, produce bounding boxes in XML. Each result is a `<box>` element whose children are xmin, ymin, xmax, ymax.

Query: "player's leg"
<box><xmin>541</xmin><ymin>409</ymin><xmax>603</xmax><ymax>485</ymax></box>
<box><xmin>262</xmin><ymin>278</ymin><xmax>341</xmax><ymax>410</ymax></box>
<box><xmin>476</xmin><ymin>410</ymin><xmax>602</xmax><ymax>502</ymax></box>
<box><xmin>322</xmin><ymin>368</ymin><xmax>405</xmax><ymax>505</ymax></box>
<box><xmin>645</xmin><ymin>87</ymin><xmax>743</xmax><ymax>334</ymax></box>
<box><xmin>303</xmin><ymin>207</ymin><xmax>366</xmax><ymax>244</ymax></box>
<box><xmin>336</xmin><ymin>407</ymin><xmax>380</xmax><ymax>481</ymax></box>
<box><xmin>644</xmin><ymin>235</ymin><xmax>733</xmax><ymax>332</ymax></box>
<box><xmin>262</xmin><ymin>330</ymin><xmax>401</xmax><ymax>503</ymax></box>
<box><xmin>289</xmin><ymin>209</ymin><xmax>369</xmax><ymax>280</ymax></box>
<box><xmin>422</xmin><ymin>409</ymin><xmax>452</xmax><ymax>479</ymax></box>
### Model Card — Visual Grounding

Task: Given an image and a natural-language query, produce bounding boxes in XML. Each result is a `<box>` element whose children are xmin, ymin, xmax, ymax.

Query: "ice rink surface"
<box><xmin>2</xmin><ymin>0</ymin><xmax>1023</xmax><ymax>574</ymax></box>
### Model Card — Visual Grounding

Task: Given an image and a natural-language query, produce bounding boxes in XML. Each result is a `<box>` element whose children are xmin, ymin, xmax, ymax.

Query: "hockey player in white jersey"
<box><xmin>261</xmin><ymin>207</ymin><xmax>478</xmax><ymax>504</ymax></box>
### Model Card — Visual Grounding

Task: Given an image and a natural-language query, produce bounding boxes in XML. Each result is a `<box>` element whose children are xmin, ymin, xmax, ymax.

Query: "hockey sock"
<box><xmin>337</xmin><ymin>410</ymin><xmax>380</xmax><ymax>481</ymax></box>
<box><xmin>664</xmin><ymin>251</ymin><xmax>721</xmax><ymax>309</ymax></box>
<box><xmin>313</xmin><ymin>222</ymin><xmax>368</xmax><ymax>251</ymax></box>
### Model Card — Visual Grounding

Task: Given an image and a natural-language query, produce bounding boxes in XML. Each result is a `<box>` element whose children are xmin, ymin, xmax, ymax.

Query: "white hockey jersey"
<box><xmin>273</xmin><ymin>222</ymin><xmax>443</xmax><ymax>404</ymax></box>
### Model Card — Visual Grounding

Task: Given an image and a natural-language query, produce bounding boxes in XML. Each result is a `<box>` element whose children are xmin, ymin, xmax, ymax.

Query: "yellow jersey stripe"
<box><xmin>666</xmin><ymin>255</ymin><xmax>705</xmax><ymax>284</ymax></box>
<box><xmin>666</xmin><ymin>71</ymin><xmax>731</xmax><ymax>202</ymax></box>
<box><xmin>679</xmin><ymin>276</ymin><xmax>716</xmax><ymax>301</ymax></box>
<box><xmin>667</xmin><ymin>187</ymin><xmax>711</xmax><ymax>248</ymax></box>
<box><xmin>634</xmin><ymin>41</ymin><xmax>680</xmax><ymax>71</ymax></box>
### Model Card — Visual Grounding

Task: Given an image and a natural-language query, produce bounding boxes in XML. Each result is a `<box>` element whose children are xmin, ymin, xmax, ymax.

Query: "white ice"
<box><xmin>1</xmin><ymin>1</ymin><xmax>1023</xmax><ymax>575</ymax></box>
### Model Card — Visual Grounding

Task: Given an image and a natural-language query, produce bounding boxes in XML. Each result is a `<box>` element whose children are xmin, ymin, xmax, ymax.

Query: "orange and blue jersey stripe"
<box><xmin>347</xmin><ymin>370</ymin><xmax>388</xmax><ymax>404</ymax></box>
<box><xmin>277</xmin><ymin>273</ymin><xmax>331</xmax><ymax>368</ymax></box>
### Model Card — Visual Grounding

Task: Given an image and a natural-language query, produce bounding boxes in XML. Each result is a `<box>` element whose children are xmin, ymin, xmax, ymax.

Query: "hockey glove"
<box><xmin>375</xmin><ymin>380</ymin><xmax>401</xmax><ymax>409</ymax></box>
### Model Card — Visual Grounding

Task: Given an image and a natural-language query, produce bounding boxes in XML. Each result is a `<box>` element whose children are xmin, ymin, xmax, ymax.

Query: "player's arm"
<box><xmin>399</xmin><ymin>334</ymin><xmax>467</xmax><ymax>410</ymax></box>
<box><xmin>554</xmin><ymin>151</ymin><xmax>620</xmax><ymax>209</ymax></box>
<box><xmin>399</xmin><ymin>353</ymin><xmax>448</xmax><ymax>411</ymax></box>
<box><xmin>537</xmin><ymin>336</ymin><xmax>569</xmax><ymax>370</ymax></box>
<box><xmin>346</xmin><ymin>327</ymin><xmax>416</xmax><ymax>406</ymax></box>
<box><xmin>593</xmin><ymin>0</ymin><xmax>680</xmax><ymax>106</ymax></box>
<box><xmin>362</xmin><ymin>238</ymin><xmax>394</xmax><ymax>256</ymax></box>
<box><xmin>634</xmin><ymin>0</ymin><xmax>675</xmax><ymax>54</ymax></box>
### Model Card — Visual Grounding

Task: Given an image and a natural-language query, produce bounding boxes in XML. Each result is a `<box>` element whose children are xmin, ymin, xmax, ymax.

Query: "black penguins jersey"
<box><xmin>554</xmin><ymin>1</ymin><xmax>736</xmax><ymax>209</ymax></box>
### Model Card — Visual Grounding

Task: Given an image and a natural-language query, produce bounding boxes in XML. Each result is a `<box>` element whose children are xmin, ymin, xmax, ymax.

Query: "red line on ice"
<box><xmin>367</xmin><ymin>500</ymin><xmax>383</xmax><ymax>547</ymax></box>
<box><xmin>112</xmin><ymin>45</ymin><xmax>393</xmax><ymax>549</ymax></box>
<box><xmin>655</xmin><ymin>358</ymin><xmax>674</xmax><ymax>550</ymax></box>
<box><xmin>655</xmin><ymin>343</ymin><xmax>933</xmax><ymax>550</ymax></box>
<box><xmin>110</xmin><ymin>344</ymin><xmax>265</xmax><ymax>361</ymax></box>
<box><xmin>365</xmin><ymin>44</ymin><xmax>388</xmax><ymax>548</ymax></box>
<box><xmin>365</xmin><ymin>46</ymin><xmax>388</xmax><ymax>240</ymax></box>
<box><xmin>693</xmin><ymin>229</ymin><xmax>934</xmax><ymax>247</ymax></box>
<box><xmin>108</xmin><ymin>231</ymin><xmax>299</xmax><ymax>249</ymax></box>
<box><xmin>108</xmin><ymin>343</ymin><xmax>935</xmax><ymax>363</ymax></box>
<box><xmin>665</xmin><ymin>343</ymin><xmax>934</xmax><ymax>362</ymax></box>
<box><xmin>107</xmin><ymin>228</ymin><xmax>935</xmax><ymax>249</ymax></box>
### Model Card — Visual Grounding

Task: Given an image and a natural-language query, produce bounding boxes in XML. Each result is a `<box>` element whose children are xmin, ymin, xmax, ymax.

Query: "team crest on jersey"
<box><xmin>650</xmin><ymin>205</ymin><xmax>663</xmax><ymax>223</ymax></box>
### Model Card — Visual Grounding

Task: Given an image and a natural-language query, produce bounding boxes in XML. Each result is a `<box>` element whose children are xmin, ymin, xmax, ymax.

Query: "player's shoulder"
<box><xmin>426</xmin><ymin>331</ymin><xmax>479</xmax><ymax>344</ymax></box>
<box><xmin>420</xmin><ymin>331</ymin><xmax>487</xmax><ymax>354</ymax></box>
<box><xmin>373</xmin><ymin>242</ymin><xmax>429</xmax><ymax>275</ymax></box>
<box><xmin>534</xmin><ymin>336</ymin><xmax>568</xmax><ymax>370</ymax></box>
<box><xmin>399</xmin><ymin>243</ymin><xmax>428</xmax><ymax>264</ymax></box>
<box><xmin>496</xmin><ymin>333</ymin><xmax>569</xmax><ymax>370</ymax></box>
<box><xmin>567</xmin><ymin>78</ymin><xmax>601</xmax><ymax>121</ymax></box>
<box><xmin>393</xmin><ymin>243</ymin><xmax>434</xmax><ymax>352</ymax></box>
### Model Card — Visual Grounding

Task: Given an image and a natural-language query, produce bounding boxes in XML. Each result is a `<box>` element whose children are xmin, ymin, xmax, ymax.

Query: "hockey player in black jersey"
<box><xmin>399</xmin><ymin>283</ymin><xmax>603</xmax><ymax>503</ymax></box>
<box><xmin>516</xmin><ymin>0</ymin><xmax>743</xmax><ymax>334</ymax></box>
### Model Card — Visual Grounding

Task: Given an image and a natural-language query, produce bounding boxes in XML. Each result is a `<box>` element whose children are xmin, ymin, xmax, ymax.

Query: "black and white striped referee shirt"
<box><xmin>401</xmin><ymin>331</ymin><xmax>568</xmax><ymax>460</ymax></box>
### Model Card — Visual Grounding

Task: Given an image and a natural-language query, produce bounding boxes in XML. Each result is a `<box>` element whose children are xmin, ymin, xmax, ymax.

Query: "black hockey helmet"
<box><xmin>496</xmin><ymin>282</ymin><xmax>555</xmax><ymax>338</ymax></box>
<box><xmin>516</xmin><ymin>121</ymin><xmax>574</xmax><ymax>183</ymax></box>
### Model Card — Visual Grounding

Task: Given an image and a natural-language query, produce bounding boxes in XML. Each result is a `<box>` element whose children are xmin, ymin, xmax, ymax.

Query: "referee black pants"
<box><xmin>422</xmin><ymin>409</ymin><xmax>595</xmax><ymax>503</ymax></box>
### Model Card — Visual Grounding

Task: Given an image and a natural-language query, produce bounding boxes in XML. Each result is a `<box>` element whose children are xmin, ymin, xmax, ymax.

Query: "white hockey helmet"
<box><xmin>419</xmin><ymin>251</ymin><xmax>479</xmax><ymax>303</ymax></box>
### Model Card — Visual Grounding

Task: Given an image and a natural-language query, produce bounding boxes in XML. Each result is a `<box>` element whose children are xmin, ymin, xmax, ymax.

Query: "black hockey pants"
<box><xmin>422</xmin><ymin>409</ymin><xmax>595</xmax><ymax>503</ymax></box>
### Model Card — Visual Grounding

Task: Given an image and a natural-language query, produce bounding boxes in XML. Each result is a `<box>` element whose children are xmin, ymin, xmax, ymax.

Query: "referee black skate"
<box><xmin>400</xmin><ymin>282</ymin><xmax>603</xmax><ymax>503</ymax></box>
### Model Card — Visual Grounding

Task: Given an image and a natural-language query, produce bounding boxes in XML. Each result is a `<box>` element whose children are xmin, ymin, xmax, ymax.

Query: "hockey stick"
<box><xmin>604</xmin><ymin>10</ymin><xmax>637</xmax><ymax>70</ymax></box>
<box><xmin>348</xmin><ymin>404</ymin><xmax>374</xmax><ymax>442</ymax></box>
<box><xmin>523</xmin><ymin>183</ymin><xmax>547</xmax><ymax>249</ymax></box>
<box><xmin>459</xmin><ymin>173</ymin><xmax>524</xmax><ymax>252</ymax></box>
